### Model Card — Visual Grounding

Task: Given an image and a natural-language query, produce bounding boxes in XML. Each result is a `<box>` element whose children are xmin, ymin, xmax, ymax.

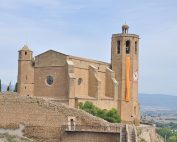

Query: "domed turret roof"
<box><xmin>122</xmin><ymin>24</ymin><xmax>129</xmax><ymax>29</ymax></box>
<box><xmin>21</xmin><ymin>45</ymin><xmax>31</xmax><ymax>51</ymax></box>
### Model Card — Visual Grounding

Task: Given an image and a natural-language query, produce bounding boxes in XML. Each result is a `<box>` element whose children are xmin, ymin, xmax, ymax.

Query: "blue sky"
<box><xmin>0</xmin><ymin>0</ymin><xmax>177</xmax><ymax>95</ymax></box>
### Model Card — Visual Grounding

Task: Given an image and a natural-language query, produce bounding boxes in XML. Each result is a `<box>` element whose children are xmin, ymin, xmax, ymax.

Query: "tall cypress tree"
<box><xmin>14</xmin><ymin>82</ymin><xmax>17</xmax><ymax>92</ymax></box>
<box><xmin>0</xmin><ymin>79</ymin><xmax>1</xmax><ymax>92</ymax></box>
<box><xmin>7</xmin><ymin>82</ymin><xmax>11</xmax><ymax>92</ymax></box>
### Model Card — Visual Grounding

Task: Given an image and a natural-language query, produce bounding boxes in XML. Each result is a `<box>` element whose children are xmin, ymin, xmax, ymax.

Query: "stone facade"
<box><xmin>17</xmin><ymin>25</ymin><xmax>140</xmax><ymax>124</ymax></box>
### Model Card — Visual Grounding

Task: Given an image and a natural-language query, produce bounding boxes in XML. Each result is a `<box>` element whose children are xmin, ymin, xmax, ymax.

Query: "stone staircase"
<box><xmin>120</xmin><ymin>124</ymin><xmax>137</xmax><ymax>142</ymax></box>
<box><xmin>127</xmin><ymin>124</ymin><xmax>137</xmax><ymax>142</ymax></box>
<box><xmin>120</xmin><ymin>125</ymin><xmax>127</xmax><ymax>142</ymax></box>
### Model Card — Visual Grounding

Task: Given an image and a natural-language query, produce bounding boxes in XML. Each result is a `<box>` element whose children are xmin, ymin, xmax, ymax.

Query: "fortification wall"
<box><xmin>0</xmin><ymin>94</ymin><xmax>120</xmax><ymax>141</ymax></box>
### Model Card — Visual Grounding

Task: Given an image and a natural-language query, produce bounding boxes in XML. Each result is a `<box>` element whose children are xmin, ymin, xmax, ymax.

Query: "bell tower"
<box><xmin>17</xmin><ymin>45</ymin><xmax>34</xmax><ymax>96</ymax></box>
<box><xmin>111</xmin><ymin>25</ymin><xmax>140</xmax><ymax>124</ymax></box>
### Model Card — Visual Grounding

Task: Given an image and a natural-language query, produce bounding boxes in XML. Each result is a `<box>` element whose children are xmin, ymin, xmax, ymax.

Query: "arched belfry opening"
<box><xmin>122</xmin><ymin>24</ymin><xmax>129</xmax><ymax>34</ymax></box>
<box><xmin>126</xmin><ymin>40</ymin><xmax>130</xmax><ymax>54</ymax></box>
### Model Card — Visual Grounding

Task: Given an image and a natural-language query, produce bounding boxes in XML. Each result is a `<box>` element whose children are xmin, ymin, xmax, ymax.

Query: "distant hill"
<box><xmin>139</xmin><ymin>93</ymin><xmax>177</xmax><ymax>111</ymax></box>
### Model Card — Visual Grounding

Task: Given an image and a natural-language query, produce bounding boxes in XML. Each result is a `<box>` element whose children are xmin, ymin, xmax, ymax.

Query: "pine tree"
<box><xmin>14</xmin><ymin>82</ymin><xmax>17</xmax><ymax>92</ymax></box>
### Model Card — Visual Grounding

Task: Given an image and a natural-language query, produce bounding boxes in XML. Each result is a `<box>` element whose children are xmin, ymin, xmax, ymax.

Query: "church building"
<box><xmin>17</xmin><ymin>25</ymin><xmax>140</xmax><ymax>124</ymax></box>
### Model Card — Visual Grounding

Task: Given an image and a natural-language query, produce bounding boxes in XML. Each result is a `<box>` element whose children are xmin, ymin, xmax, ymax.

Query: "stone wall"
<box><xmin>88</xmin><ymin>65</ymin><xmax>101</xmax><ymax>98</ymax></box>
<box><xmin>0</xmin><ymin>94</ymin><xmax>121</xmax><ymax>141</ymax></box>
<box><xmin>63</xmin><ymin>131</ymin><xmax>120</xmax><ymax>142</ymax></box>
<box><xmin>34</xmin><ymin>66</ymin><xmax>68</xmax><ymax>99</ymax></box>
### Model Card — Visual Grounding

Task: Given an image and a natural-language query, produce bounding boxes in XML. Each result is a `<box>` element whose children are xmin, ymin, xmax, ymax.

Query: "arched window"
<box><xmin>78</xmin><ymin>78</ymin><xmax>83</xmax><ymax>85</ymax></box>
<box><xmin>117</xmin><ymin>41</ymin><xmax>120</xmax><ymax>54</ymax></box>
<box><xmin>25</xmin><ymin>51</ymin><xmax>27</xmax><ymax>55</ymax></box>
<box><xmin>126</xmin><ymin>40</ymin><xmax>130</xmax><ymax>54</ymax></box>
<box><xmin>135</xmin><ymin>41</ymin><xmax>137</xmax><ymax>54</ymax></box>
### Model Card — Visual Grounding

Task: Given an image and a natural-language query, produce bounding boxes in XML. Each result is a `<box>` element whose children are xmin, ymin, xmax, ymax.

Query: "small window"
<box><xmin>134</xmin><ymin>106</ymin><xmax>136</xmax><ymax>115</ymax></box>
<box><xmin>68</xmin><ymin>117</ymin><xmax>76</xmax><ymax>131</ymax></box>
<box><xmin>26</xmin><ymin>75</ymin><xmax>27</xmax><ymax>80</ymax></box>
<box><xmin>25</xmin><ymin>86</ymin><xmax>26</xmax><ymax>90</ymax></box>
<box><xmin>126</xmin><ymin>40</ymin><xmax>130</xmax><ymax>54</ymax></box>
<box><xmin>117</xmin><ymin>41</ymin><xmax>120</xmax><ymax>54</ymax></box>
<box><xmin>25</xmin><ymin>52</ymin><xmax>27</xmax><ymax>55</ymax></box>
<box><xmin>46</xmin><ymin>75</ymin><xmax>54</xmax><ymax>85</ymax></box>
<box><xmin>70</xmin><ymin>119</ymin><xmax>75</xmax><ymax>130</ymax></box>
<box><xmin>135</xmin><ymin>41</ymin><xmax>137</xmax><ymax>54</ymax></box>
<box><xmin>78</xmin><ymin>78</ymin><xmax>83</xmax><ymax>85</ymax></box>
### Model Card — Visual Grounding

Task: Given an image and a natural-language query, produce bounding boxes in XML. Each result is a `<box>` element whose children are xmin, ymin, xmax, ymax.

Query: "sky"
<box><xmin>0</xmin><ymin>0</ymin><xmax>177</xmax><ymax>95</ymax></box>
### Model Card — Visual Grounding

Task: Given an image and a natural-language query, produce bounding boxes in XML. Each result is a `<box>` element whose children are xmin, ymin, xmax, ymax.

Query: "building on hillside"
<box><xmin>17</xmin><ymin>25</ymin><xmax>140</xmax><ymax>125</ymax></box>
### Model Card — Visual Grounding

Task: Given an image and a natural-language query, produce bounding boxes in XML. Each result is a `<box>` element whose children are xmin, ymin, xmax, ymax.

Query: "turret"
<box><xmin>17</xmin><ymin>45</ymin><xmax>34</xmax><ymax>96</ymax></box>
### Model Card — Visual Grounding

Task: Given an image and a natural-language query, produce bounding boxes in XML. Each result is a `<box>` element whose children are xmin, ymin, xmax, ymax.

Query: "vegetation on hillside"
<box><xmin>157</xmin><ymin>122</ymin><xmax>177</xmax><ymax>142</ymax></box>
<box><xmin>79</xmin><ymin>101</ymin><xmax>121</xmax><ymax>123</ymax></box>
<box><xmin>156</xmin><ymin>122</ymin><xmax>177</xmax><ymax>130</ymax></box>
<box><xmin>157</xmin><ymin>128</ymin><xmax>177</xmax><ymax>142</ymax></box>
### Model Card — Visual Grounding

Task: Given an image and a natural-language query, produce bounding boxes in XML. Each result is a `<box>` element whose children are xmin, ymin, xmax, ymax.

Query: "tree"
<box><xmin>0</xmin><ymin>79</ymin><xmax>1</xmax><ymax>92</ymax></box>
<box><xmin>169</xmin><ymin>136</ymin><xmax>177</xmax><ymax>142</ymax></box>
<box><xmin>14</xmin><ymin>82</ymin><xmax>17</xmax><ymax>92</ymax></box>
<box><xmin>157</xmin><ymin>128</ymin><xmax>172</xmax><ymax>139</ymax></box>
<box><xmin>7</xmin><ymin>82</ymin><xmax>11</xmax><ymax>92</ymax></box>
<box><xmin>157</xmin><ymin>128</ymin><xmax>175</xmax><ymax>141</ymax></box>
<box><xmin>79</xmin><ymin>101</ymin><xmax>121</xmax><ymax>123</ymax></box>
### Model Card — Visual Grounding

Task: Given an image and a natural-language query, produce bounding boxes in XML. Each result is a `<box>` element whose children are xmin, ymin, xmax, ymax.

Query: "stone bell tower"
<box><xmin>17</xmin><ymin>45</ymin><xmax>34</xmax><ymax>96</ymax></box>
<box><xmin>111</xmin><ymin>25</ymin><xmax>140</xmax><ymax>124</ymax></box>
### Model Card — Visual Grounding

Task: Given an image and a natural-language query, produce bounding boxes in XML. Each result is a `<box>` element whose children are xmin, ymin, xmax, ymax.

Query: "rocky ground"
<box><xmin>136</xmin><ymin>124</ymin><xmax>164</xmax><ymax>142</ymax></box>
<box><xmin>0</xmin><ymin>133</ymin><xmax>33</xmax><ymax>142</ymax></box>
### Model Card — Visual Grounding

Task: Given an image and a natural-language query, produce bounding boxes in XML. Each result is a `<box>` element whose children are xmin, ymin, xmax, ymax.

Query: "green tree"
<box><xmin>14</xmin><ymin>82</ymin><xmax>17</xmax><ymax>92</ymax></box>
<box><xmin>0</xmin><ymin>79</ymin><xmax>1</xmax><ymax>92</ymax></box>
<box><xmin>168</xmin><ymin>136</ymin><xmax>177</xmax><ymax>142</ymax></box>
<box><xmin>7</xmin><ymin>82</ymin><xmax>11</xmax><ymax>92</ymax></box>
<box><xmin>157</xmin><ymin>128</ymin><xmax>172</xmax><ymax>139</ymax></box>
<box><xmin>156</xmin><ymin>127</ymin><xmax>177</xmax><ymax>142</ymax></box>
<box><xmin>79</xmin><ymin>101</ymin><xmax>121</xmax><ymax>123</ymax></box>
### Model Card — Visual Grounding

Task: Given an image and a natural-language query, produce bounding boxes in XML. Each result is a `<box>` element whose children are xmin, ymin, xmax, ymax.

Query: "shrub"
<box><xmin>79</xmin><ymin>101</ymin><xmax>121</xmax><ymax>123</ymax></box>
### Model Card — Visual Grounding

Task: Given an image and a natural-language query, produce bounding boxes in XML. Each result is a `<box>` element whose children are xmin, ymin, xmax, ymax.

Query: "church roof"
<box><xmin>36</xmin><ymin>49</ymin><xmax>110</xmax><ymax>66</ymax></box>
<box><xmin>68</xmin><ymin>55</ymin><xmax>110</xmax><ymax>65</ymax></box>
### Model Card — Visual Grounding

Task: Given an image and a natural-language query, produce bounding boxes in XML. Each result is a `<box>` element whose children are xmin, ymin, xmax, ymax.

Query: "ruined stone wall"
<box><xmin>0</xmin><ymin>94</ymin><xmax>121</xmax><ymax>141</ymax></box>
